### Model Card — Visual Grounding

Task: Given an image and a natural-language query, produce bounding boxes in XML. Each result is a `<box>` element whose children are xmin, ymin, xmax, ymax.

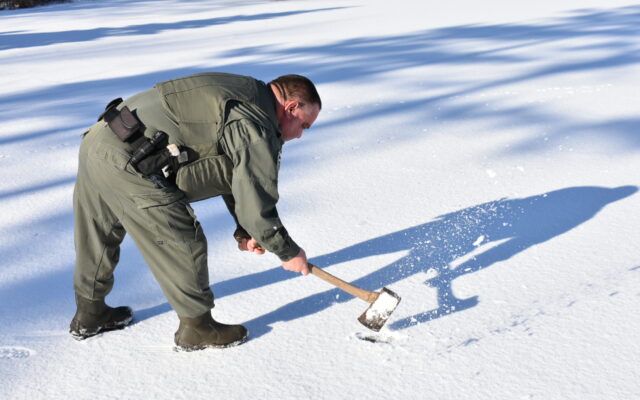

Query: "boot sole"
<box><xmin>70</xmin><ymin>313</ymin><xmax>134</xmax><ymax>341</ymax></box>
<box><xmin>174</xmin><ymin>330</ymin><xmax>249</xmax><ymax>352</ymax></box>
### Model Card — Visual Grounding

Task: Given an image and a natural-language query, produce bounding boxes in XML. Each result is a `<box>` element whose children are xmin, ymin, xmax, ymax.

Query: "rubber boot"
<box><xmin>69</xmin><ymin>294</ymin><xmax>133</xmax><ymax>340</ymax></box>
<box><xmin>174</xmin><ymin>311</ymin><xmax>248</xmax><ymax>351</ymax></box>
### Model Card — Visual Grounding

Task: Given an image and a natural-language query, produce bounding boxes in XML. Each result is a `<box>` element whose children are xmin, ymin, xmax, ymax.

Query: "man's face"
<box><xmin>279</xmin><ymin>101</ymin><xmax>320</xmax><ymax>142</ymax></box>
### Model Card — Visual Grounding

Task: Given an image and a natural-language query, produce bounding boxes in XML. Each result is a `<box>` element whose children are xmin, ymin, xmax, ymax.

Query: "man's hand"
<box><xmin>282</xmin><ymin>249</ymin><xmax>309</xmax><ymax>275</ymax></box>
<box><xmin>238</xmin><ymin>238</ymin><xmax>266</xmax><ymax>255</ymax></box>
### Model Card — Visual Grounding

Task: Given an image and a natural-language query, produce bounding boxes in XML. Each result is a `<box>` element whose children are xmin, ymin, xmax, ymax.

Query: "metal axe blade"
<box><xmin>357</xmin><ymin>287</ymin><xmax>401</xmax><ymax>332</ymax></box>
<box><xmin>308</xmin><ymin>264</ymin><xmax>402</xmax><ymax>331</ymax></box>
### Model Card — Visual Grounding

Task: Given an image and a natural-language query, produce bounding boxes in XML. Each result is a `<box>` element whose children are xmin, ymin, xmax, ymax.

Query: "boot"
<box><xmin>174</xmin><ymin>311</ymin><xmax>248</xmax><ymax>351</ymax></box>
<box><xmin>69</xmin><ymin>294</ymin><xmax>133</xmax><ymax>340</ymax></box>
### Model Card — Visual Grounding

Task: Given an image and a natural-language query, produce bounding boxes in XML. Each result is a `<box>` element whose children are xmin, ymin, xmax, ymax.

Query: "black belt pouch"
<box><xmin>98</xmin><ymin>98</ymin><xmax>141</xmax><ymax>142</ymax></box>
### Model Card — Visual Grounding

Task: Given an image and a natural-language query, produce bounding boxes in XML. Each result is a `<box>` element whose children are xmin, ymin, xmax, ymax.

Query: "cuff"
<box><xmin>276</xmin><ymin>241</ymin><xmax>302</xmax><ymax>262</ymax></box>
<box><xmin>233</xmin><ymin>226</ymin><xmax>251</xmax><ymax>243</ymax></box>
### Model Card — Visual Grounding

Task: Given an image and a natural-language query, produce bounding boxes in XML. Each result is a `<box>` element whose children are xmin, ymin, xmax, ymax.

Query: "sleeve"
<box><xmin>222</xmin><ymin>193</ymin><xmax>251</xmax><ymax>243</ymax></box>
<box><xmin>221</xmin><ymin>118</ymin><xmax>301</xmax><ymax>261</ymax></box>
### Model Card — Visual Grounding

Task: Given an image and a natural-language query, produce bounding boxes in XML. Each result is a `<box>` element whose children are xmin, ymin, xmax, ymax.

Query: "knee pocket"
<box><xmin>127</xmin><ymin>193</ymin><xmax>210</xmax><ymax>295</ymax></box>
<box><xmin>131</xmin><ymin>192</ymin><xmax>202</xmax><ymax>245</ymax></box>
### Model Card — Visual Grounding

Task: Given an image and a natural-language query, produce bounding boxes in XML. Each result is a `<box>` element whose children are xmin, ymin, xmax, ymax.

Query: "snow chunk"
<box><xmin>473</xmin><ymin>235</ymin><xmax>486</xmax><ymax>247</ymax></box>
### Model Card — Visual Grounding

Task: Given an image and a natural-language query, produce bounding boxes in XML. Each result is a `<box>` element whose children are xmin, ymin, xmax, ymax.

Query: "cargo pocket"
<box><xmin>131</xmin><ymin>189</ymin><xmax>189</xmax><ymax>245</ymax></box>
<box><xmin>131</xmin><ymin>188</ymin><xmax>184</xmax><ymax>209</ymax></box>
<box><xmin>130</xmin><ymin>193</ymin><xmax>209</xmax><ymax>304</ymax></box>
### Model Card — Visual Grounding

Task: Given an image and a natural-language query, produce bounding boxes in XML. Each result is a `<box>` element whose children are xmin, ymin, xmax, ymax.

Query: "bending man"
<box><xmin>70</xmin><ymin>72</ymin><xmax>321</xmax><ymax>350</ymax></box>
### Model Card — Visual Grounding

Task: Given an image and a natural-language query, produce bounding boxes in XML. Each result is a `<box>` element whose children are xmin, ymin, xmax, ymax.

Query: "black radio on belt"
<box><xmin>129</xmin><ymin>131</ymin><xmax>168</xmax><ymax>166</ymax></box>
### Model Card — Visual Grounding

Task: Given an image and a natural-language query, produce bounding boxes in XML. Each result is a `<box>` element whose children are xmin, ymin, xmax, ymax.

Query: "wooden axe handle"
<box><xmin>308</xmin><ymin>263</ymin><xmax>379</xmax><ymax>303</ymax></box>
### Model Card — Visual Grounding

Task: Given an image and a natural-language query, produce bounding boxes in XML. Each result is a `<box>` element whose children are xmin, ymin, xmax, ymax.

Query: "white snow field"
<box><xmin>0</xmin><ymin>0</ymin><xmax>639</xmax><ymax>399</ymax></box>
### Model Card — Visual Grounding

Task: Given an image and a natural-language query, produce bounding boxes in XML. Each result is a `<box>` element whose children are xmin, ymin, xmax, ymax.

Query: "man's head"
<box><xmin>269</xmin><ymin>75</ymin><xmax>321</xmax><ymax>142</ymax></box>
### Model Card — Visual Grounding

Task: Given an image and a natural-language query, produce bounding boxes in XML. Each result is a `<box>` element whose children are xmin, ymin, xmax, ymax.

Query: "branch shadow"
<box><xmin>132</xmin><ymin>185</ymin><xmax>637</xmax><ymax>339</ymax></box>
<box><xmin>2</xmin><ymin>6</ymin><xmax>639</xmax><ymax>152</ymax></box>
<box><xmin>0</xmin><ymin>7</ymin><xmax>345</xmax><ymax>50</ymax></box>
<box><xmin>2</xmin><ymin>5</ymin><xmax>640</xmax><ymax>336</ymax></box>
<box><xmin>0</xmin><ymin>176</ymin><xmax>75</xmax><ymax>200</ymax></box>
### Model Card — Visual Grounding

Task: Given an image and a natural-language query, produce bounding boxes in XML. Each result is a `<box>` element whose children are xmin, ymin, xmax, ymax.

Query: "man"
<box><xmin>70</xmin><ymin>72</ymin><xmax>321</xmax><ymax>350</ymax></box>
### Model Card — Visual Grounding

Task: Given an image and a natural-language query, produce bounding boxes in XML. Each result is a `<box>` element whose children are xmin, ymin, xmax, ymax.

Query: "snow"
<box><xmin>1</xmin><ymin>0</ymin><xmax>639</xmax><ymax>399</ymax></box>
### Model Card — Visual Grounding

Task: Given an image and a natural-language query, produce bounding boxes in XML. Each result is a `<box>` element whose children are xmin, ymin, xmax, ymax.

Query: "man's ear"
<box><xmin>284</xmin><ymin>99</ymin><xmax>300</xmax><ymax>114</ymax></box>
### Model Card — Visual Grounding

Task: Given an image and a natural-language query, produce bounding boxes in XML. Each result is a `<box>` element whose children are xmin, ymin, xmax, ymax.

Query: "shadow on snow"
<box><xmin>0</xmin><ymin>8</ymin><xmax>345</xmax><ymax>51</ymax></box>
<box><xmin>1</xmin><ymin>5</ymin><xmax>640</xmax><ymax>336</ymax></box>
<box><xmin>135</xmin><ymin>185</ymin><xmax>637</xmax><ymax>338</ymax></box>
<box><xmin>1</xmin><ymin>6</ymin><xmax>640</xmax><ymax>151</ymax></box>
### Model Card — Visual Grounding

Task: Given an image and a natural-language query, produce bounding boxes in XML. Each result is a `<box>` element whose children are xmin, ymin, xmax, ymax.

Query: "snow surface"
<box><xmin>1</xmin><ymin>0</ymin><xmax>639</xmax><ymax>399</ymax></box>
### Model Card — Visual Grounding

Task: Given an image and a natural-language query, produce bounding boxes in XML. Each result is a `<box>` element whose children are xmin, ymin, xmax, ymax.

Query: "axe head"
<box><xmin>357</xmin><ymin>288</ymin><xmax>401</xmax><ymax>332</ymax></box>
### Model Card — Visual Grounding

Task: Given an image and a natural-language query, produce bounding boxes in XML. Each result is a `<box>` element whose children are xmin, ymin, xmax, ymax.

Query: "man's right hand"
<box><xmin>282</xmin><ymin>249</ymin><xmax>309</xmax><ymax>275</ymax></box>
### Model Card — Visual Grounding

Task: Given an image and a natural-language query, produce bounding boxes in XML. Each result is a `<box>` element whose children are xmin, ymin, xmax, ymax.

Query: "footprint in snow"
<box><xmin>0</xmin><ymin>346</ymin><xmax>35</xmax><ymax>359</ymax></box>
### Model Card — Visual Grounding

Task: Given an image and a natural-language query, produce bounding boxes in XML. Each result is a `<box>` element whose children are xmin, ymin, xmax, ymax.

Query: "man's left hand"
<box><xmin>238</xmin><ymin>238</ymin><xmax>266</xmax><ymax>255</ymax></box>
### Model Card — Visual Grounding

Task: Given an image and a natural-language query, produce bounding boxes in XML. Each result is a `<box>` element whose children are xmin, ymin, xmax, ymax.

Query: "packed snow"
<box><xmin>1</xmin><ymin>0</ymin><xmax>639</xmax><ymax>399</ymax></box>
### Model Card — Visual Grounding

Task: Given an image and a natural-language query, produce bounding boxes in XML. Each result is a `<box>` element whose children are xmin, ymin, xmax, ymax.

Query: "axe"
<box><xmin>308</xmin><ymin>263</ymin><xmax>401</xmax><ymax>331</ymax></box>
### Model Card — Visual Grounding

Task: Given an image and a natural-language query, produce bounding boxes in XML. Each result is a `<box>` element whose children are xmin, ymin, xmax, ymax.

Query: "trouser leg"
<box><xmin>73</xmin><ymin>122</ymin><xmax>213</xmax><ymax>317</ymax></box>
<box><xmin>118</xmin><ymin>197</ymin><xmax>213</xmax><ymax>318</ymax></box>
<box><xmin>73</xmin><ymin>152</ymin><xmax>126</xmax><ymax>300</ymax></box>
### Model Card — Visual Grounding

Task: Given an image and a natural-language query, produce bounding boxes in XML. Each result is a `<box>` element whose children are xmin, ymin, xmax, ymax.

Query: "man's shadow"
<box><xmin>135</xmin><ymin>186</ymin><xmax>636</xmax><ymax>338</ymax></box>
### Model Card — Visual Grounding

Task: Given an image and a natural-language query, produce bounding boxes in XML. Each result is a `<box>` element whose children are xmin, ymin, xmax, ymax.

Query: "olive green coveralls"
<box><xmin>73</xmin><ymin>73</ymin><xmax>301</xmax><ymax>318</ymax></box>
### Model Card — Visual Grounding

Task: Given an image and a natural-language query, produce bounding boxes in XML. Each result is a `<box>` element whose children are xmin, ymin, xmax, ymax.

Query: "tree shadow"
<box><xmin>0</xmin><ymin>176</ymin><xmax>75</xmax><ymax>200</ymax></box>
<box><xmin>2</xmin><ymin>4</ymin><xmax>640</xmax><ymax>336</ymax></box>
<box><xmin>0</xmin><ymin>7</ymin><xmax>345</xmax><ymax>51</ymax></box>
<box><xmin>2</xmin><ymin>6</ymin><xmax>639</xmax><ymax>152</ymax></box>
<box><xmin>132</xmin><ymin>185</ymin><xmax>637</xmax><ymax>339</ymax></box>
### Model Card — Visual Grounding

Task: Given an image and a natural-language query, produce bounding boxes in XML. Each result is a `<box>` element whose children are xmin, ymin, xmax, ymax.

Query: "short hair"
<box><xmin>269</xmin><ymin>74</ymin><xmax>322</xmax><ymax>110</ymax></box>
